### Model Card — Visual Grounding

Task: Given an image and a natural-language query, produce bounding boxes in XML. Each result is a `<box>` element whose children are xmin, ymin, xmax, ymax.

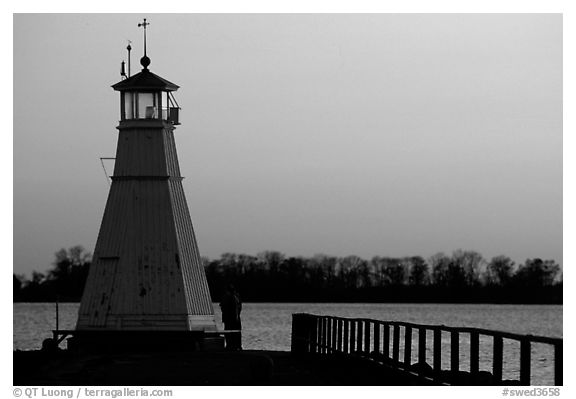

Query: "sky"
<box><xmin>13</xmin><ymin>13</ymin><xmax>562</xmax><ymax>276</ymax></box>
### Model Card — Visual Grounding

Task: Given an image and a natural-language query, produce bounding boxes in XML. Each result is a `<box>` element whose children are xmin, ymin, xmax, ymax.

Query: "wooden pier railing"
<box><xmin>291</xmin><ymin>313</ymin><xmax>562</xmax><ymax>386</ymax></box>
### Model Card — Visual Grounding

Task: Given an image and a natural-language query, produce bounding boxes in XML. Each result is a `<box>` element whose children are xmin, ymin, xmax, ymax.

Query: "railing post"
<box><xmin>470</xmin><ymin>331</ymin><xmax>480</xmax><ymax>375</ymax></box>
<box><xmin>323</xmin><ymin>317</ymin><xmax>328</xmax><ymax>354</ymax></box>
<box><xmin>350</xmin><ymin>320</ymin><xmax>356</xmax><ymax>353</ymax></box>
<box><xmin>327</xmin><ymin>317</ymin><xmax>332</xmax><ymax>353</ymax></box>
<box><xmin>340</xmin><ymin>319</ymin><xmax>344</xmax><ymax>352</ymax></box>
<box><xmin>290</xmin><ymin>313</ymin><xmax>300</xmax><ymax>354</ymax></box>
<box><xmin>317</xmin><ymin>317</ymin><xmax>321</xmax><ymax>354</ymax></box>
<box><xmin>316</xmin><ymin>316</ymin><xmax>320</xmax><ymax>354</ymax></box>
<box><xmin>357</xmin><ymin>319</ymin><xmax>363</xmax><ymax>353</ymax></box>
<box><xmin>404</xmin><ymin>326</ymin><xmax>412</xmax><ymax>368</ymax></box>
<box><xmin>374</xmin><ymin>322</ymin><xmax>380</xmax><ymax>354</ymax></box>
<box><xmin>336</xmin><ymin>319</ymin><xmax>342</xmax><ymax>352</ymax></box>
<box><xmin>433</xmin><ymin>328</ymin><xmax>442</xmax><ymax>376</ymax></box>
<box><xmin>392</xmin><ymin>324</ymin><xmax>400</xmax><ymax>364</ymax></box>
<box><xmin>418</xmin><ymin>328</ymin><xmax>426</xmax><ymax>369</ymax></box>
<box><xmin>332</xmin><ymin>317</ymin><xmax>337</xmax><ymax>354</ymax></box>
<box><xmin>520</xmin><ymin>338</ymin><xmax>531</xmax><ymax>386</ymax></box>
<box><xmin>320</xmin><ymin>317</ymin><xmax>326</xmax><ymax>354</ymax></box>
<box><xmin>383</xmin><ymin>324</ymin><xmax>390</xmax><ymax>359</ymax></box>
<box><xmin>554</xmin><ymin>341</ymin><xmax>563</xmax><ymax>386</ymax></box>
<box><xmin>493</xmin><ymin>335</ymin><xmax>503</xmax><ymax>383</ymax></box>
<box><xmin>311</xmin><ymin>315</ymin><xmax>318</xmax><ymax>354</ymax></box>
<box><xmin>344</xmin><ymin>319</ymin><xmax>349</xmax><ymax>354</ymax></box>
<box><xmin>365</xmin><ymin>320</ymin><xmax>371</xmax><ymax>354</ymax></box>
<box><xmin>292</xmin><ymin>313</ymin><xmax>315</xmax><ymax>355</ymax></box>
<box><xmin>451</xmin><ymin>331</ymin><xmax>459</xmax><ymax>382</ymax></box>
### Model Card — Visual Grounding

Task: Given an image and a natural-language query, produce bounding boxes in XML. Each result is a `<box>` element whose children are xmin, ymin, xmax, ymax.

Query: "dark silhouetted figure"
<box><xmin>220</xmin><ymin>284</ymin><xmax>242</xmax><ymax>350</ymax></box>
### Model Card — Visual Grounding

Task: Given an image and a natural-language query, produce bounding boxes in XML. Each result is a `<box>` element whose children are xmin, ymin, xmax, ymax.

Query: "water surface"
<box><xmin>13</xmin><ymin>302</ymin><xmax>561</xmax><ymax>385</ymax></box>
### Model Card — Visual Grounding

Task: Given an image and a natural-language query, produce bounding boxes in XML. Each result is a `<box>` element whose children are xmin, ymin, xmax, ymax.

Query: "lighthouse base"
<box><xmin>51</xmin><ymin>330</ymin><xmax>227</xmax><ymax>354</ymax></box>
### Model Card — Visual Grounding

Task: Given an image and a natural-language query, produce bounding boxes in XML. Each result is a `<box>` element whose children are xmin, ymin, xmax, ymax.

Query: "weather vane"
<box><xmin>138</xmin><ymin>18</ymin><xmax>150</xmax><ymax>57</ymax></box>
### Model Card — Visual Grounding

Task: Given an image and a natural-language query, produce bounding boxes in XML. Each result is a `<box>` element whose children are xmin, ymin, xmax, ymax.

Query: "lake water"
<box><xmin>13</xmin><ymin>302</ymin><xmax>562</xmax><ymax>385</ymax></box>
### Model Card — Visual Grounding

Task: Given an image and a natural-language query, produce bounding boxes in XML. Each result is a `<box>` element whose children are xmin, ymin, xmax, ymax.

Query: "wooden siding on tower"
<box><xmin>114</xmin><ymin>128</ymin><xmax>171</xmax><ymax>177</ymax></box>
<box><xmin>169</xmin><ymin>179</ymin><xmax>214</xmax><ymax>316</ymax></box>
<box><xmin>162</xmin><ymin>127</ymin><xmax>181</xmax><ymax>177</ymax></box>
<box><xmin>77</xmin><ymin>120</ymin><xmax>216</xmax><ymax>331</ymax></box>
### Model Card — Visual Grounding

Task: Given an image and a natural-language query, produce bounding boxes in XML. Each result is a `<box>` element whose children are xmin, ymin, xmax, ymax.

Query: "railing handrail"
<box><xmin>291</xmin><ymin>313</ymin><xmax>563</xmax><ymax>386</ymax></box>
<box><xmin>296</xmin><ymin>313</ymin><xmax>562</xmax><ymax>345</ymax></box>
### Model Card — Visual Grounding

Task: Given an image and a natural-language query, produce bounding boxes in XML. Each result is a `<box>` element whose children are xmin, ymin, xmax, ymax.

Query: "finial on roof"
<box><xmin>140</xmin><ymin>55</ymin><xmax>151</xmax><ymax>69</ymax></box>
<box><xmin>137</xmin><ymin>18</ymin><xmax>150</xmax><ymax>70</ymax></box>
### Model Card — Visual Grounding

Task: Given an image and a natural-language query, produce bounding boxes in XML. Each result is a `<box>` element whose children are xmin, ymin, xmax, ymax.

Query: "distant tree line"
<box><xmin>204</xmin><ymin>250</ymin><xmax>561</xmax><ymax>303</ymax></box>
<box><xmin>13</xmin><ymin>247</ymin><xmax>562</xmax><ymax>304</ymax></box>
<box><xmin>14</xmin><ymin>246</ymin><xmax>91</xmax><ymax>302</ymax></box>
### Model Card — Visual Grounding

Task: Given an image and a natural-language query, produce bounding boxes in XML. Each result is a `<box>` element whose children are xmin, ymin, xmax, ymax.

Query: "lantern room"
<box><xmin>112</xmin><ymin>62</ymin><xmax>181</xmax><ymax>125</ymax></box>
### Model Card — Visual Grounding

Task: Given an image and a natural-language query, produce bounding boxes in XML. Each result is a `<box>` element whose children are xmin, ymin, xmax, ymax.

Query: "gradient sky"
<box><xmin>13</xmin><ymin>14</ymin><xmax>562</xmax><ymax>276</ymax></box>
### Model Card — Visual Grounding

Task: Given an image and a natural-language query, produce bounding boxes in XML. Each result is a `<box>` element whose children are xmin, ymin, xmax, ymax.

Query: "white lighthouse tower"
<box><xmin>76</xmin><ymin>19</ymin><xmax>217</xmax><ymax>335</ymax></box>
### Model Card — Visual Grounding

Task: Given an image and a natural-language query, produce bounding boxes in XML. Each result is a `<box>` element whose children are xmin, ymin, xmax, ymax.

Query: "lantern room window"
<box><xmin>121</xmin><ymin>90</ymin><xmax>179</xmax><ymax>124</ymax></box>
<box><xmin>122</xmin><ymin>91</ymin><xmax>161</xmax><ymax>120</ymax></box>
<box><xmin>124</xmin><ymin>92</ymin><xmax>134</xmax><ymax>120</ymax></box>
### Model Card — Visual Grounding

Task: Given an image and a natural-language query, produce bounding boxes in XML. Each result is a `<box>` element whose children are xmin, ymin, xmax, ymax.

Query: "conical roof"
<box><xmin>112</xmin><ymin>68</ymin><xmax>179</xmax><ymax>92</ymax></box>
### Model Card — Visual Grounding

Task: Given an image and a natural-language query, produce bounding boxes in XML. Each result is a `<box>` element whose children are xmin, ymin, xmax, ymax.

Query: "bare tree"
<box><xmin>486</xmin><ymin>255</ymin><xmax>515</xmax><ymax>286</ymax></box>
<box><xmin>452</xmin><ymin>249</ymin><xmax>484</xmax><ymax>287</ymax></box>
<box><xmin>515</xmin><ymin>258</ymin><xmax>560</xmax><ymax>287</ymax></box>
<box><xmin>408</xmin><ymin>256</ymin><xmax>430</xmax><ymax>286</ymax></box>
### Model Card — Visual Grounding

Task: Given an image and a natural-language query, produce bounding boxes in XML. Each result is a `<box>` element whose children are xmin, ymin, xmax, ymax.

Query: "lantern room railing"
<box><xmin>161</xmin><ymin>106</ymin><xmax>180</xmax><ymax>125</ymax></box>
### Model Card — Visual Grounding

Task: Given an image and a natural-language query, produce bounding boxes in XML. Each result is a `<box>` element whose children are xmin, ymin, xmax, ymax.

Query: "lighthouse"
<box><xmin>75</xmin><ymin>19</ymin><xmax>217</xmax><ymax>336</ymax></box>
